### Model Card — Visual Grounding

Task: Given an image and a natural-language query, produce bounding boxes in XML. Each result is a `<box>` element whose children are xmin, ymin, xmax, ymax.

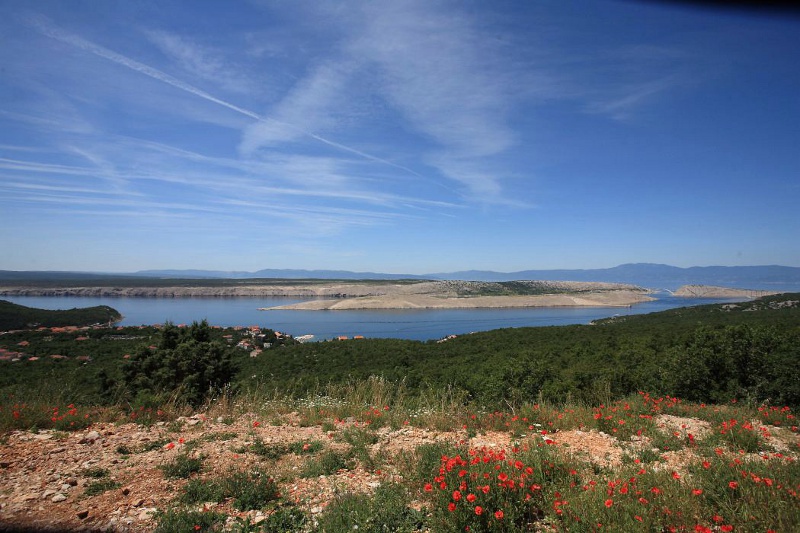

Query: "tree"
<box><xmin>667</xmin><ymin>325</ymin><xmax>782</xmax><ymax>404</ymax></box>
<box><xmin>122</xmin><ymin>320</ymin><xmax>236</xmax><ymax>407</ymax></box>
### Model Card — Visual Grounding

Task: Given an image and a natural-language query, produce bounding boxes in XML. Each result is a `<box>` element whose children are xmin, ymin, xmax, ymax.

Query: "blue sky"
<box><xmin>1</xmin><ymin>1</ymin><xmax>798</xmax><ymax>274</ymax></box>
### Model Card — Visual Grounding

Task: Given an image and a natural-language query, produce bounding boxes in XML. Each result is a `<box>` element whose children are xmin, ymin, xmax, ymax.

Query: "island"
<box><xmin>258</xmin><ymin>280</ymin><xmax>654</xmax><ymax>310</ymax></box>
<box><xmin>0</xmin><ymin>277</ymin><xmax>779</xmax><ymax>311</ymax></box>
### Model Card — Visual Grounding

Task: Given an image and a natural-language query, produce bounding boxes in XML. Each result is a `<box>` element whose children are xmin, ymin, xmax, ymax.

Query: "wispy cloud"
<box><xmin>349</xmin><ymin>1</ymin><xmax>520</xmax><ymax>201</ymax></box>
<box><xmin>585</xmin><ymin>76</ymin><xmax>680</xmax><ymax>121</ymax></box>
<box><xmin>355</xmin><ymin>2</ymin><xmax>515</xmax><ymax>157</ymax></box>
<box><xmin>144</xmin><ymin>29</ymin><xmax>255</xmax><ymax>94</ymax></box>
<box><xmin>24</xmin><ymin>14</ymin><xmax>423</xmax><ymax>178</ymax></box>
<box><xmin>62</xmin><ymin>135</ymin><xmax>452</xmax><ymax>210</ymax></box>
<box><xmin>1</xmin><ymin>134</ymin><xmax>445</xmax><ymax>241</ymax></box>
<box><xmin>240</xmin><ymin>61</ymin><xmax>354</xmax><ymax>151</ymax></box>
<box><xmin>236</xmin><ymin>1</ymin><xmax>526</xmax><ymax>203</ymax></box>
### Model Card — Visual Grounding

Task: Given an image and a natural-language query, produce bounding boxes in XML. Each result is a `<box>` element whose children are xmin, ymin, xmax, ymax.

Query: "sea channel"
<box><xmin>4</xmin><ymin>294</ymin><xmax>746</xmax><ymax>341</ymax></box>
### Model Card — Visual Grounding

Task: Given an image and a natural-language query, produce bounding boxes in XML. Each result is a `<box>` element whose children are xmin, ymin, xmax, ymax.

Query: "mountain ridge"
<box><xmin>2</xmin><ymin>263</ymin><xmax>800</xmax><ymax>290</ymax></box>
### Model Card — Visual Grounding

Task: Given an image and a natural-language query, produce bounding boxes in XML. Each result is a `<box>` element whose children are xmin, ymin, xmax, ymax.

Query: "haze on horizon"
<box><xmin>1</xmin><ymin>1</ymin><xmax>798</xmax><ymax>275</ymax></box>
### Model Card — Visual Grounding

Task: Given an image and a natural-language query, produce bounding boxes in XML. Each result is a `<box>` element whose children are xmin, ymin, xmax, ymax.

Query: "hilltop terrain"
<box><xmin>1</xmin><ymin>294</ymin><xmax>799</xmax><ymax>531</ymax></box>
<box><xmin>1</xmin><ymin>395</ymin><xmax>798</xmax><ymax>532</ymax></box>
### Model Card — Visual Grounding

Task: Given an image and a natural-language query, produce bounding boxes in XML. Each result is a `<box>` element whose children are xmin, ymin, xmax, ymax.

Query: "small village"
<box><xmin>0</xmin><ymin>322</ymin><xmax>372</xmax><ymax>364</ymax></box>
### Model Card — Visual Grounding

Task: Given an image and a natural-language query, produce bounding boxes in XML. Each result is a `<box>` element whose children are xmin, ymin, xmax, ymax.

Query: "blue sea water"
<box><xmin>3</xmin><ymin>294</ymin><xmax>748</xmax><ymax>341</ymax></box>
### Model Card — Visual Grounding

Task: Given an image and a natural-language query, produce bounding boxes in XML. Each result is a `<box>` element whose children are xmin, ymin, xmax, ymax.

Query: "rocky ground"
<box><xmin>2</xmin><ymin>411</ymin><xmax>796</xmax><ymax>532</ymax></box>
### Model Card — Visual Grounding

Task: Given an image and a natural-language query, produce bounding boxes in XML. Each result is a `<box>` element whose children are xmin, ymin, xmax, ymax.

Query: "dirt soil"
<box><xmin>1</xmin><ymin>413</ymin><xmax>796</xmax><ymax>532</ymax></box>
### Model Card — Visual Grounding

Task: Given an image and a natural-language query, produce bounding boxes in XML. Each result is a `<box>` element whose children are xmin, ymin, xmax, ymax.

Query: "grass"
<box><xmin>315</xmin><ymin>483</ymin><xmax>424</xmax><ymax>532</ymax></box>
<box><xmin>84</xmin><ymin>478</ymin><xmax>121</xmax><ymax>496</ymax></box>
<box><xmin>154</xmin><ymin>509</ymin><xmax>227</xmax><ymax>533</ymax></box>
<box><xmin>159</xmin><ymin>453</ymin><xmax>204</xmax><ymax>479</ymax></box>
<box><xmin>79</xmin><ymin>466</ymin><xmax>121</xmax><ymax>496</ymax></box>
<box><xmin>240</xmin><ymin>436</ymin><xmax>325</xmax><ymax>460</ymax></box>
<box><xmin>179</xmin><ymin>467</ymin><xmax>280</xmax><ymax>511</ymax></box>
<box><xmin>81</xmin><ymin>466</ymin><xmax>110</xmax><ymax>478</ymax></box>
<box><xmin>302</xmin><ymin>449</ymin><xmax>352</xmax><ymax>478</ymax></box>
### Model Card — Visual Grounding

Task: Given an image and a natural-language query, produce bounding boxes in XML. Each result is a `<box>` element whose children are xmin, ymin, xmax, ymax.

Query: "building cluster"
<box><xmin>0</xmin><ymin>330</ymin><xmax>94</xmax><ymax>362</ymax></box>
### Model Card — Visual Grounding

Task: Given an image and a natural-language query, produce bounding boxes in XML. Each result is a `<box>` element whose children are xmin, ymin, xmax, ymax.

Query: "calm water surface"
<box><xmin>4</xmin><ymin>294</ymin><xmax>745</xmax><ymax>341</ymax></box>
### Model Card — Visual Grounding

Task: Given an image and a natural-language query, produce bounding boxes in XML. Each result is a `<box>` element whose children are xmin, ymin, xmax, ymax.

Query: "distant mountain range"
<box><xmin>1</xmin><ymin>263</ymin><xmax>800</xmax><ymax>291</ymax></box>
<box><xmin>428</xmin><ymin>264</ymin><xmax>800</xmax><ymax>289</ymax></box>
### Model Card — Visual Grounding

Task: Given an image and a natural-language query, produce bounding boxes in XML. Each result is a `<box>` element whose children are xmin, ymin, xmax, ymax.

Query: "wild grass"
<box><xmin>83</xmin><ymin>478</ymin><xmax>121</xmax><ymax>496</ymax></box>
<box><xmin>179</xmin><ymin>467</ymin><xmax>280</xmax><ymax>511</ymax></box>
<box><xmin>159</xmin><ymin>453</ymin><xmax>204</xmax><ymax>479</ymax></box>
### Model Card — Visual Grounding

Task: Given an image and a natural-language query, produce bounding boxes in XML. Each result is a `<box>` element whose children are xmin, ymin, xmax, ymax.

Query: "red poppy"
<box><xmin>466</xmin><ymin>493</ymin><xmax>476</xmax><ymax>503</ymax></box>
<box><xmin>604</xmin><ymin>499</ymin><xmax>613</xmax><ymax>508</ymax></box>
<box><xmin>424</xmin><ymin>483</ymin><xmax>433</xmax><ymax>492</ymax></box>
<box><xmin>728</xmin><ymin>481</ymin><xmax>739</xmax><ymax>490</ymax></box>
<box><xmin>720</xmin><ymin>526</ymin><xmax>733</xmax><ymax>532</ymax></box>
<box><xmin>475</xmin><ymin>506</ymin><xmax>483</xmax><ymax>516</ymax></box>
<box><xmin>494</xmin><ymin>510</ymin><xmax>504</xmax><ymax>520</ymax></box>
<box><xmin>448</xmin><ymin>502</ymin><xmax>456</xmax><ymax>512</ymax></box>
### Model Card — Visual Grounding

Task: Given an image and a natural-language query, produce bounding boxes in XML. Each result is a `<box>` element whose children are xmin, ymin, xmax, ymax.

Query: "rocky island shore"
<box><xmin>0</xmin><ymin>280</ymin><xmax>654</xmax><ymax>309</ymax></box>
<box><xmin>262</xmin><ymin>289</ymin><xmax>653</xmax><ymax>310</ymax></box>
<box><xmin>0</xmin><ymin>280</ymin><xmax>777</xmax><ymax>311</ymax></box>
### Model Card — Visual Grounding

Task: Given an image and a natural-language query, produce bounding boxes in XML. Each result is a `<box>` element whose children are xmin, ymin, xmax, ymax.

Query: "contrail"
<box><xmin>26</xmin><ymin>15</ymin><xmax>423</xmax><ymax>177</ymax></box>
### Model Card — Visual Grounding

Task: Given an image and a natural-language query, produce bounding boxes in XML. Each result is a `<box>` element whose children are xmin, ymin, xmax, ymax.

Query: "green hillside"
<box><xmin>236</xmin><ymin>293</ymin><xmax>800</xmax><ymax>408</ymax></box>
<box><xmin>1</xmin><ymin>294</ymin><xmax>798</xmax><ymax>411</ymax></box>
<box><xmin>0</xmin><ymin>299</ymin><xmax>121</xmax><ymax>330</ymax></box>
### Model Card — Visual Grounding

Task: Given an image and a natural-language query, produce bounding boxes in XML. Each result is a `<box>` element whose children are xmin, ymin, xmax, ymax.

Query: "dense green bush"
<box><xmin>235</xmin><ymin>294</ymin><xmax>800</xmax><ymax>409</ymax></box>
<box><xmin>2</xmin><ymin>294</ymin><xmax>798</xmax><ymax>414</ymax></box>
<box><xmin>122</xmin><ymin>320</ymin><xmax>236</xmax><ymax>406</ymax></box>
